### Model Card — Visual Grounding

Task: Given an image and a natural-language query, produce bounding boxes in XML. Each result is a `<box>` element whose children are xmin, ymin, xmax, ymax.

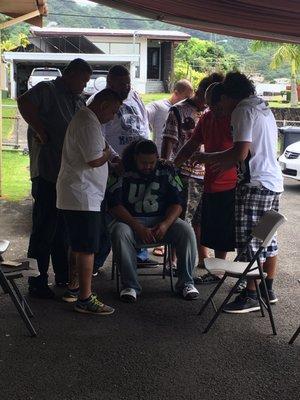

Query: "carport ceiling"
<box><xmin>0</xmin><ymin>0</ymin><xmax>47</xmax><ymax>27</ymax></box>
<box><xmin>92</xmin><ymin>0</ymin><xmax>300</xmax><ymax>43</ymax></box>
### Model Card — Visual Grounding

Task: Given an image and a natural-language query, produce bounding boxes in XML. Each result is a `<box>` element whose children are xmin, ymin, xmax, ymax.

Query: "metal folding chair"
<box><xmin>197</xmin><ymin>210</ymin><xmax>287</xmax><ymax>335</ymax></box>
<box><xmin>0</xmin><ymin>240</ymin><xmax>37</xmax><ymax>337</ymax></box>
<box><xmin>111</xmin><ymin>242</ymin><xmax>175</xmax><ymax>293</ymax></box>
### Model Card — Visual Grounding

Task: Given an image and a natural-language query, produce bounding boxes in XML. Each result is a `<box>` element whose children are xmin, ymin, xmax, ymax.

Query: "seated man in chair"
<box><xmin>107</xmin><ymin>139</ymin><xmax>199</xmax><ymax>303</ymax></box>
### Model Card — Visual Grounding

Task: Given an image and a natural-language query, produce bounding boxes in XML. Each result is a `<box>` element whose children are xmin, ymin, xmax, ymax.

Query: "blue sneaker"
<box><xmin>74</xmin><ymin>294</ymin><xmax>115</xmax><ymax>315</ymax></box>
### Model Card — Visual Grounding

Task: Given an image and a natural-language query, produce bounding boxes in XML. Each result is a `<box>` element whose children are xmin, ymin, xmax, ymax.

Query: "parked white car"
<box><xmin>27</xmin><ymin>67</ymin><xmax>62</xmax><ymax>90</ymax></box>
<box><xmin>83</xmin><ymin>70</ymin><xmax>108</xmax><ymax>97</ymax></box>
<box><xmin>279</xmin><ymin>141</ymin><xmax>300</xmax><ymax>181</ymax></box>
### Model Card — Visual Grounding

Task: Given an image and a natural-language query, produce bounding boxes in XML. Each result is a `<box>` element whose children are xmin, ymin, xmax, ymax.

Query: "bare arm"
<box><xmin>192</xmin><ymin>141</ymin><xmax>250</xmax><ymax>173</ymax></box>
<box><xmin>87</xmin><ymin>145</ymin><xmax>111</xmax><ymax>168</ymax></box>
<box><xmin>17</xmin><ymin>95</ymin><xmax>48</xmax><ymax>144</ymax></box>
<box><xmin>174</xmin><ymin>135</ymin><xmax>202</xmax><ymax>168</ymax></box>
<box><xmin>161</xmin><ymin>136</ymin><xmax>176</xmax><ymax>160</ymax></box>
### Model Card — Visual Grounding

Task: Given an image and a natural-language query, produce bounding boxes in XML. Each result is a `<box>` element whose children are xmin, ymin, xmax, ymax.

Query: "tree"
<box><xmin>251</xmin><ymin>41</ymin><xmax>300</xmax><ymax>106</ymax></box>
<box><xmin>175</xmin><ymin>38</ymin><xmax>239</xmax><ymax>76</ymax></box>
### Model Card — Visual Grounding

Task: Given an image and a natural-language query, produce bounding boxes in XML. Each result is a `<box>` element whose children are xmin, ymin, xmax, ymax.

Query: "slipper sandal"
<box><xmin>137</xmin><ymin>258</ymin><xmax>159</xmax><ymax>268</ymax></box>
<box><xmin>152</xmin><ymin>246</ymin><xmax>165</xmax><ymax>257</ymax></box>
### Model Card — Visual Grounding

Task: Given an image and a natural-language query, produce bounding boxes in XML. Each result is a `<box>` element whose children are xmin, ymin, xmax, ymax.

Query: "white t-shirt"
<box><xmin>101</xmin><ymin>90</ymin><xmax>149</xmax><ymax>155</ymax></box>
<box><xmin>146</xmin><ymin>99</ymin><xmax>172</xmax><ymax>154</ymax></box>
<box><xmin>56</xmin><ymin>107</ymin><xmax>108</xmax><ymax>211</ymax></box>
<box><xmin>232</xmin><ymin>96</ymin><xmax>283</xmax><ymax>193</ymax></box>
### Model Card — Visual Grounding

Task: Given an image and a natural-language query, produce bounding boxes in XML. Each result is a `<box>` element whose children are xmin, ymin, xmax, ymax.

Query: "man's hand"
<box><xmin>135</xmin><ymin>225</ymin><xmax>156</xmax><ymax>244</ymax></box>
<box><xmin>151</xmin><ymin>222</ymin><xmax>169</xmax><ymax>241</ymax></box>
<box><xmin>190</xmin><ymin>151</ymin><xmax>207</xmax><ymax>165</ymax></box>
<box><xmin>103</xmin><ymin>143</ymin><xmax>112</xmax><ymax>160</ymax></box>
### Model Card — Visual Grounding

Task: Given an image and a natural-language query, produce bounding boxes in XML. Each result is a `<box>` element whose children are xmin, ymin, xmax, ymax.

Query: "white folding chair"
<box><xmin>198</xmin><ymin>210</ymin><xmax>287</xmax><ymax>335</ymax></box>
<box><xmin>0</xmin><ymin>240</ymin><xmax>37</xmax><ymax>337</ymax></box>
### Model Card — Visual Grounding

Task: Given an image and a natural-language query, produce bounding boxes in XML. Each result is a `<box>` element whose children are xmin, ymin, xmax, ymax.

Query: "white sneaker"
<box><xmin>182</xmin><ymin>284</ymin><xmax>199</xmax><ymax>300</ymax></box>
<box><xmin>120</xmin><ymin>288</ymin><xmax>137</xmax><ymax>303</ymax></box>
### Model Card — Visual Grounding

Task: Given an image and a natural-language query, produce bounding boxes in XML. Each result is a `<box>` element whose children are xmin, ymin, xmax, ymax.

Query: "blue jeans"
<box><xmin>109</xmin><ymin>217</ymin><xmax>196</xmax><ymax>294</ymax></box>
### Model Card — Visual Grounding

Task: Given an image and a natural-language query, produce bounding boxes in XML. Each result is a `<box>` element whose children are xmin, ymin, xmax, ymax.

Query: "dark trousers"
<box><xmin>27</xmin><ymin>177</ymin><xmax>69</xmax><ymax>283</ymax></box>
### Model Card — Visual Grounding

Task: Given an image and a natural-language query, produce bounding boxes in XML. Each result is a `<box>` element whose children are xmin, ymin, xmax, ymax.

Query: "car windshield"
<box><xmin>91</xmin><ymin>72</ymin><xmax>107</xmax><ymax>79</ymax></box>
<box><xmin>32</xmin><ymin>70</ymin><xmax>61</xmax><ymax>77</ymax></box>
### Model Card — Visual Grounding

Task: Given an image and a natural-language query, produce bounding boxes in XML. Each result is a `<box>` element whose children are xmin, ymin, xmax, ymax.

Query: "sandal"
<box><xmin>152</xmin><ymin>246</ymin><xmax>165</xmax><ymax>257</ymax></box>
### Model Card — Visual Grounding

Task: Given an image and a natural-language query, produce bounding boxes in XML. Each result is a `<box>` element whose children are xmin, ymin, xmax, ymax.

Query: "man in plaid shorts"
<box><xmin>192</xmin><ymin>72</ymin><xmax>283</xmax><ymax>313</ymax></box>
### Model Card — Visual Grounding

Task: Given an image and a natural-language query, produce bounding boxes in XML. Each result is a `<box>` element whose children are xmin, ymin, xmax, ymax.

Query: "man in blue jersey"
<box><xmin>107</xmin><ymin>140</ymin><xmax>199</xmax><ymax>303</ymax></box>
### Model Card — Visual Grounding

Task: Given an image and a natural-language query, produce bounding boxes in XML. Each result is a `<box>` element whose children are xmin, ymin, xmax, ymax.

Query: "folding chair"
<box><xmin>289</xmin><ymin>279</ymin><xmax>300</xmax><ymax>345</ymax></box>
<box><xmin>0</xmin><ymin>240</ymin><xmax>37</xmax><ymax>337</ymax></box>
<box><xmin>198</xmin><ymin>210</ymin><xmax>287</xmax><ymax>335</ymax></box>
<box><xmin>111</xmin><ymin>242</ymin><xmax>175</xmax><ymax>293</ymax></box>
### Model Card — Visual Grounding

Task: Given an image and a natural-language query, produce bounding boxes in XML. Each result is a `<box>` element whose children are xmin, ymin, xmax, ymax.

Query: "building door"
<box><xmin>147</xmin><ymin>47</ymin><xmax>160</xmax><ymax>80</ymax></box>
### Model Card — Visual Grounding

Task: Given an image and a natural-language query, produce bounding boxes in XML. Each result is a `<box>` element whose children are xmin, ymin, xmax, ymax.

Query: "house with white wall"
<box><xmin>4</xmin><ymin>27</ymin><xmax>190</xmax><ymax>98</ymax></box>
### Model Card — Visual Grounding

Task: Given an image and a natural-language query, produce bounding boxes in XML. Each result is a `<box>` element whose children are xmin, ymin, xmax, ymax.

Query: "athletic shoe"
<box><xmin>92</xmin><ymin>270</ymin><xmax>99</xmax><ymax>277</ymax></box>
<box><xmin>28</xmin><ymin>276</ymin><xmax>55</xmax><ymax>299</ymax></box>
<box><xmin>120</xmin><ymin>288</ymin><xmax>137</xmax><ymax>303</ymax></box>
<box><xmin>259</xmin><ymin>283</ymin><xmax>278</xmax><ymax>304</ymax></box>
<box><xmin>194</xmin><ymin>273</ymin><xmax>221</xmax><ymax>285</ymax></box>
<box><xmin>62</xmin><ymin>288</ymin><xmax>79</xmax><ymax>303</ymax></box>
<box><xmin>233</xmin><ymin>278</ymin><xmax>247</xmax><ymax>293</ymax></box>
<box><xmin>182</xmin><ymin>284</ymin><xmax>200</xmax><ymax>300</ymax></box>
<box><xmin>223</xmin><ymin>291</ymin><xmax>260</xmax><ymax>314</ymax></box>
<box><xmin>74</xmin><ymin>294</ymin><xmax>115</xmax><ymax>315</ymax></box>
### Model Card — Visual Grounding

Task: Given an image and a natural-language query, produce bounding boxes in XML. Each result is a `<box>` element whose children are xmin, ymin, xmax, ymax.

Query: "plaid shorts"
<box><xmin>180</xmin><ymin>175</ymin><xmax>204</xmax><ymax>225</ymax></box>
<box><xmin>235</xmin><ymin>185</ymin><xmax>281</xmax><ymax>263</ymax></box>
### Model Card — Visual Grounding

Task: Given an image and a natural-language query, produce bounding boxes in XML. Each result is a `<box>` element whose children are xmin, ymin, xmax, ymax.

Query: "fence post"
<box><xmin>14</xmin><ymin>116</ymin><xmax>19</xmax><ymax>149</ymax></box>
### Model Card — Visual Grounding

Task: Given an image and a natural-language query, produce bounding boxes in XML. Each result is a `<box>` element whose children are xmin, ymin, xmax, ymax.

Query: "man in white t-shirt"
<box><xmin>56</xmin><ymin>89</ymin><xmax>122</xmax><ymax>315</ymax></box>
<box><xmin>192</xmin><ymin>72</ymin><xmax>284</xmax><ymax>314</ymax></box>
<box><xmin>101</xmin><ymin>65</ymin><xmax>154</xmax><ymax>265</ymax></box>
<box><xmin>146</xmin><ymin>79</ymin><xmax>193</xmax><ymax>154</ymax></box>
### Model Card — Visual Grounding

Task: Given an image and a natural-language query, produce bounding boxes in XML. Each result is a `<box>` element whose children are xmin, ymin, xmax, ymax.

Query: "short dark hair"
<box><xmin>206</xmin><ymin>82</ymin><xmax>226</xmax><ymax>105</ymax></box>
<box><xmin>197</xmin><ymin>72</ymin><xmax>224</xmax><ymax>93</ymax></box>
<box><xmin>223</xmin><ymin>71</ymin><xmax>255</xmax><ymax>100</ymax></box>
<box><xmin>108</xmin><ymin>65</ymin><xmax>130</xmax><ymax>78</ymax></box>
<box><xmin>92</xmin><ymin>88</ymin><xmax>122</xmax><ymax>105</ymax></box>
<box><xmin>122</xmin><ymin>139</ymin><xmax>158</xmax><ymax>171</ymax></box>
<box><xmin>63</xmin><ymin>58</ymin><xmax>92</xmax><ymax>76</ymax></box>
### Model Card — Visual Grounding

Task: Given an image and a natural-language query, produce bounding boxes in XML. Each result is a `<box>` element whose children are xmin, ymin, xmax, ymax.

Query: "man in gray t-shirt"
<box><xmin>146</xmin><ymin>79</ymin><xmax>193</xmax><ymax>154</ymax></box>
<box><xmin>18</xmin><ymin>58</ymin><xmax>91</xmax><ymax>299</ymax></box>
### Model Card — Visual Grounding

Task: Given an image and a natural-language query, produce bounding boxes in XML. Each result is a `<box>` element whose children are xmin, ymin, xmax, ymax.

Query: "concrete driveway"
<box><xmin>0</xmin><ymin>178</ymin><xmax>299</xmax><ymax>400</ymax></box>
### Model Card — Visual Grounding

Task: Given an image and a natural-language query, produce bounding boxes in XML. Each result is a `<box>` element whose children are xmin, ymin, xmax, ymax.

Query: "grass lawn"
<box><xmin>141</xmin><ymin>93</ymin><xmax>167</xmax><ymax>105</ymax></box>
<box><xmin>2</xmin><ymin>98</ymin><xmax>18</xmax><ymax>140</ymax></box>
<box><xmin>1</xmin><ymin>150</ymin><xmax>30</xmax><ymax>201</ymax></box>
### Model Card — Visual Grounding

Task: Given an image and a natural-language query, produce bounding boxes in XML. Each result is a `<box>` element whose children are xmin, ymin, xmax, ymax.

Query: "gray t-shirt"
<box><xmin>26</xmin><ymin>77</ymin><xmax>85</xmax><ymax>183</ymax></box>
<box><xmin>146</xmin><ymin>98</ymin><xmax>172</xmax><ymax>154</ymax></box>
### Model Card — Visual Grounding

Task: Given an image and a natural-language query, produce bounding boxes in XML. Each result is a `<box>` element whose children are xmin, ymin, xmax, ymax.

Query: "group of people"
<box><xmin>18</xmin><ymin>57</ymin><xmax>283</xmax><ymax>316</ymax></box>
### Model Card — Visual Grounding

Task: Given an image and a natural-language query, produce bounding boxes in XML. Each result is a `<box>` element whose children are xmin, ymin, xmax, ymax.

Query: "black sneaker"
<box><xmin>194</xmin><ymin>273</ymin><xmax>221</xmax><ymax>285</ymax></box>
<box><xmin>28</xmin><ymin>276</ymin><xmax>55</xmax><ymax>299</ymax></box>
<box><xmin>259</xmin><ymin>283</ymin><xmax>278</xmax><ymax>304</ymax></box>
<box><xmin>223</xmin><ymin>291</ymin><xmax>260</xmax><ymax>314</ymax></box>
